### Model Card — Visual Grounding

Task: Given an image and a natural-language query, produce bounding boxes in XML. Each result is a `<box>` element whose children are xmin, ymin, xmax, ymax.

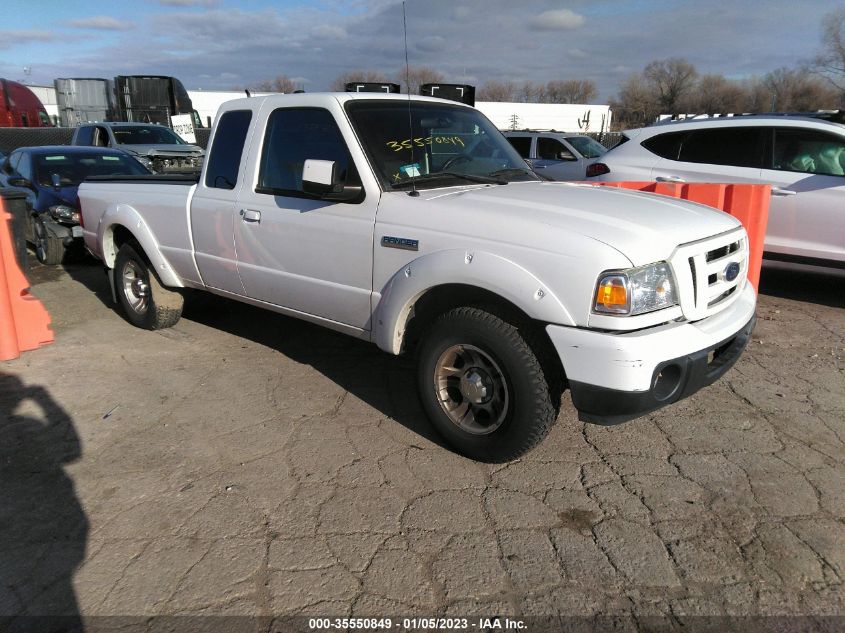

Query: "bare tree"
<box><xmin>395</xmin><ymin>66</ymin><xmax>444</xmax><ymax>94</ymax></box>
<box><xmin>249</xmin><ymin>75</ymin><xmax>296</xmax><ymax>93</ymax></box>
<box><xmin>517</xmin><ymin>81</ymin><xmax>547</xmax><ymax>103</ymax></box>
<box><xmin>330</xmin><ymin>70</ymin><xmax>390</xmax><ymax>92</ymax></box>
<box><xmin>643</xmin><ymin>58</ymin><xmax>698</xmax><ymax>115</ymax></box>
<box><xmin>610</xmin><ymin>74</ymin><xmax>659</xmax><ymax>128</ymax></box>
<box><xmin>477</xmin><ymin>80</ymin><xmax>518</xmax><ymax>102</ymax></box>
<box><xmin>762</xmin><ymin>67</ymin><xmax>840</xmax><ymax>111</ymax></box>
<box><xmin>811</xmin><ymin>8</ymin><xmax>845</xmax><ymax>93</ymax></box>
<box><xmin>545</xmin><ymin>79</ymin><xmax>598</xmax><ymax>104</ymax></box>
<box><xmin>685</xmin><ymin>74</ymin><xmax>748</xmax><ymax>114</ymax></box>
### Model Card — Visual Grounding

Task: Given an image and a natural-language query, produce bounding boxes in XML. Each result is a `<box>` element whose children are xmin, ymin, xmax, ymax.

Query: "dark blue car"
<box><xmin>0</xmin><ymin>145</ymin><xmax>149</xmax><ymax>264</ymax></box>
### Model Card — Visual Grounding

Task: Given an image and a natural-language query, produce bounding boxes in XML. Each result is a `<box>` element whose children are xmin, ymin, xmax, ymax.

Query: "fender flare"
<box><xmin>97</xmin><ymin>203</ymin><xmax>183</xmax><ymax>288</ymax></box>
<box><xmin>373</xmin><ymin>249</ymin><xmax>574</xmax><ymax>355</ymax></box>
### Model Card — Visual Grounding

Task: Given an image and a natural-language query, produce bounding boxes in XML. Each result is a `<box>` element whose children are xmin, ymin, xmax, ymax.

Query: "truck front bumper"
<box><xmin>546</xmin><ymin>283</ymin><xmax>757</xmax><ymax>425</ymax></box>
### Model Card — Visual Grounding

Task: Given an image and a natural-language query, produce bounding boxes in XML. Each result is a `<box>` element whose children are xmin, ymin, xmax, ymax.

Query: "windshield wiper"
<box><xmin>392</xmin><ymin>171</ymin><xmax>507</xmax><ymax>189</ymax></box>
<box><xmin>489</xmin><ymin>167</ymin><xmax>539</xmax><ymax>181</ymax></box>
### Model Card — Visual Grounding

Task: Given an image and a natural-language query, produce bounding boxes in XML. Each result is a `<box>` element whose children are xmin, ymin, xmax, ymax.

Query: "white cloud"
<box><xmin>68</xmin><ymin>16</ymin><xmax>135</xmax><ymax>30</ymax></box>
<box><xmin>0</xmin><ymin>29</ymin><xmax>55</xmax><ymax>49</ymax></box>
<box><xmin>568</xmin><ymin>48</ymin><xmax>588</xmax><ymax>60</ymax></box>
<box><xmin>416</xmin><ymin>35</ymin><xmax>446</xmax><ymax>52</ymax></box>
<box><xmin>529</xmin><ymin>9</ymin><xmax>585</xmax><ymax>31</ymax></box>
<box><xmin>312</xmin><ymin>24</ymin><xmax>348</xmax><ymax>40</ymax></box>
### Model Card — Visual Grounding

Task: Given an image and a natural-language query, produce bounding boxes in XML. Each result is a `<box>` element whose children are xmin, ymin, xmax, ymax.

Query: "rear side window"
<box><xmin>75</xmin><ymin>126</ymin><xmax>95</xmax><ymax>145</ymax></box>
<box><xmin>256</xmin><ymin>108</ymin><xmax>354</xmax><ymax>197</ymax></box>
<box><xmin>677</xmin><ymin>127</ymin><xmax>764</xmax><ymax>168</ymax></box>
<box><xmin>506</xmin><ymin>136</ymin><xmax>532</xmax><ymax>158</ymax></box>
<box><xmin>205</xmin><ymin>110</ymin><xmax>252</xmax><ymax>190</ymax></box>
<box><xmin>641</xmin><ymin>131</ymin><xmax>687</xmax><ymax>159</ymax></box>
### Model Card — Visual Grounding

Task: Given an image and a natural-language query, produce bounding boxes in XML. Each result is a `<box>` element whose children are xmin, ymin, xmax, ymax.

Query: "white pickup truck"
<box><xmin>79</xmin><ymin>92</ymin><xmax>757</xmax><ymax>461</ymax></box>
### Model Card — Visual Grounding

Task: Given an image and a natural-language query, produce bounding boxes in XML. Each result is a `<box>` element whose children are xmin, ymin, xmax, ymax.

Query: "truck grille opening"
<box><xmin>671</xmin><ymin>230</ymin><xmax>748</xmax><ymax>321</ymax></box>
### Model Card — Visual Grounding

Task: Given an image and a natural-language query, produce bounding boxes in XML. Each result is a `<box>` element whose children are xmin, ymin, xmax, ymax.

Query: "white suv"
<box><xmin>588</xmin><ymin>115</ymin><xmax>845</xmax><ymax>275</ymax></box>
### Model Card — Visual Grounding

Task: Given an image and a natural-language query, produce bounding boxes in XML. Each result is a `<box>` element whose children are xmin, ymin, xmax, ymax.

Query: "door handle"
<box><xmin>772</xmin><ymin>187</ymin><xmax>797</xmax><ymax>196</ymax></box>
<box><xmin>533</xmin><ymin>164</ymin><xmax>547</xmax><ymax>169</ymax></box>
<box><xmin>655</xmin><ymin>175</ymin><xmax>686</xmax><ymax>183</ymax></box>
<box><xmin>241</xmin><ymin>209</ymin><xmax>261</xmax><ymax>223</ymax></box>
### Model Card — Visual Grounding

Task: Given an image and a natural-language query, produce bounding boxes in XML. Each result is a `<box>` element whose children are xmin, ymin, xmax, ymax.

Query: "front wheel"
<box><xmin>113</xmin><ymin>242</ymin><xmax>184</xmax><ymax>330</ymax></box>
<box><xmin>417</xmin><ymin>307</ymin><xmax>559</xmax><ymax>462</ymax></box>
<box><xmin>32</xmin><ymin>216</ymin><xmax>65</xmax><ymax>265</ymax></box>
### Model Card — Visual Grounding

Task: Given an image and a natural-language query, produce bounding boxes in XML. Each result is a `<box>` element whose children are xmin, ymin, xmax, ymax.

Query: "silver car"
<box><xmin>589</xmin><ymin>115</ymin><xmax>845</xmax><ymax>276</ymax></box>
<box><xmin>504</xmin><ymin>130</ymin><xmax>607</xmax><ymax>181</ymax></box>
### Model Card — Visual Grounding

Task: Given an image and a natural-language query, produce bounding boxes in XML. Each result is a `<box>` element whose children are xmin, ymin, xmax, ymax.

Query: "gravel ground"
<box><xmin>1</xmin><ymin>262</ymin><xmax>843</xmax><ymax>633</ymax></box>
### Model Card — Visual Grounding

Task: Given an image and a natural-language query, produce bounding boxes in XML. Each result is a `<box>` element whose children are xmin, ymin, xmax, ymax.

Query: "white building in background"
<box><xmin>188</xmin><ymin>90</ymin><xmax>276</xmax><ymax>126</ymax></box>
<box><xmin>475</xmin><ymin>102</ymin><xmax>612</xmax><ymax>134</ymax></box>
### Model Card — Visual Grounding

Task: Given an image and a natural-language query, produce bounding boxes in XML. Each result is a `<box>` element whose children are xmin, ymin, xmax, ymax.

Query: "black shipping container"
<box><xmin>345</xmin><ymin>82</ymin><xmax>401</xmax><ymax>94</ymax></box>
<box><xmin>420</xmin><ymin>83</ymin><xmax>475</xmax><ymax>107</ymax></box>
<box><xmin>113</xmin><ymin>75</ymin><xmax>195</xmax><ymax>126</ymax></box>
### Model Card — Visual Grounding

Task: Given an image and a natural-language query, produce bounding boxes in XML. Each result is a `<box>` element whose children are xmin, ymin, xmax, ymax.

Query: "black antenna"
<box><xmin>402</xmin><ymin>1</ymin><xmax>419</xmax><ymax>197</ymax></box>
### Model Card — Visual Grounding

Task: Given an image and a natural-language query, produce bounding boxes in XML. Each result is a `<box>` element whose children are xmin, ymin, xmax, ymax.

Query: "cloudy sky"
<box><xmin>0</xmin><ymin>0</ymin><xmax>835</xmax><ymax>100</ymax></box>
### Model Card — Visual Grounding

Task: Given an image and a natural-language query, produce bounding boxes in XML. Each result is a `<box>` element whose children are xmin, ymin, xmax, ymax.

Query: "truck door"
<box><xmin>532</xmin><ymin>135</ymin><xmax>583</xmax><ymax>180</ymax></box>
<box><xmin>190</xmin><ymin>109</ymin><xmax>255</xmax><ymax>293</ymax></box>
<box><xmin>234</xmin><ymin>105</ymin><xmax>377</xmax><ymax>331</ymax></box>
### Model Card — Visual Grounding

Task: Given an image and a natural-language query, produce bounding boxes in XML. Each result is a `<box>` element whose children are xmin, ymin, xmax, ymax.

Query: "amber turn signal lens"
<box><xmin>594</xmin><ymin>275</ymin><xmax>629</xmax><ymax>314</ymax></box>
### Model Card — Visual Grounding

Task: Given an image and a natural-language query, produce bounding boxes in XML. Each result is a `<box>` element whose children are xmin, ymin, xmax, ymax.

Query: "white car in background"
<box><xmin>504</xmin><ymin>130</ymin><xmax>607</xmax><ymax>180</ymax></box>
<box><xmin>587</xmin><ymin>115</ymin><xmax>845</xmax><ymax>276</ymax></box>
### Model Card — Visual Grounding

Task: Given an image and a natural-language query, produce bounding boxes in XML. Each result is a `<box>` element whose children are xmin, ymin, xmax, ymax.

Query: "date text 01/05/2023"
<box><xmin>307</xmin><ymin>617</ymin><xmax>528</xmax><ymax>630</ymax></box>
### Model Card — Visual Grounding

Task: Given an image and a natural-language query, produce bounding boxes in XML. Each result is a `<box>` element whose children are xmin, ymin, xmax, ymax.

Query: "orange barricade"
<box><xmin>0</xmin><ymin>199</ymin><xmax>54</xmax><ymax>361</ymax></box>
<box><xmin>586</xmin><ymin>182</ymin><xmax>770</xmax><ymax>289</ymax></box>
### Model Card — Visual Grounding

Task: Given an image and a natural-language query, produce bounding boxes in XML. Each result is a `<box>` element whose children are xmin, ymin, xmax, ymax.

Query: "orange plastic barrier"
<box><xmin>587</xmin><ymin>182</ymin><xmax>770</xmax><ymax>289</ymax></box>
<box><xmin>0</xmin><ymin>200</ymin><xmax>54</xmax><ymax>361</ymax></box>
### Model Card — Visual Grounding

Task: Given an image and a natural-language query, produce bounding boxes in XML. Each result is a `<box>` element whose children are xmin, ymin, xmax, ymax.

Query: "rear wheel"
<box><xmin>417</xmin><ymin>306</ymin><xmax>558</xmax><ymax>462</ymax></box>
<box><xmin>114</xmin><ymin>242</ymin><xmax>183</xmax><ymax>330</ymax></box>
<box><xmin>32</xmin><ymin>216</ymin><xmax>65</xmax><ymax>265</ymax></box>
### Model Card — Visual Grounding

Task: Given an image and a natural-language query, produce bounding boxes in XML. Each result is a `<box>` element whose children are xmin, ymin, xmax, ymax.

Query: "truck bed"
<box><xmin>85</xmin><ymin>173</ymin><xmax>200</xmax><ymax>185</ymax></box>
<box><xmin>79</xmin><ymin>177</ymin><xmax>201</xmax><ymax>286</ymax></box>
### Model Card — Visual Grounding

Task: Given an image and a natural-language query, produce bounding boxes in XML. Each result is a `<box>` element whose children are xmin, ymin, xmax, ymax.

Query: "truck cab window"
<box><xmin>257</xmin><ymin>108</ymin><xmax>353</xmax><ymax>196</ymax></box>
<box><xmin>75</xmin><ymin>126</ymin><xmax>95</xmax><ymax>146</ymax></box>
<box><xmin>205</xmin><ymin>109</ymin><xmax>252</xmax><ymax>190</ymax></box>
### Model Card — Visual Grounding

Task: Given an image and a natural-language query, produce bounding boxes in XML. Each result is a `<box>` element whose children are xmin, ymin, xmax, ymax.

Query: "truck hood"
<box><xmin>417</xmin><ymin>181</ymin><xmax>742</xmax><ymax>265</ymax></box>
<box><xmin>120</xmin><ymin>144</ymin><xmax>204</xmax><ymax>157</ymax></box>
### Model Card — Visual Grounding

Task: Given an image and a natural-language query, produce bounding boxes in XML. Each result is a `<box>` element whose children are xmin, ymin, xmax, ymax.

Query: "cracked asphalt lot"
<box><xmin>1</xmin><ymin>263</ymin><xmax>843</xmax><ymax>631</ymax></box>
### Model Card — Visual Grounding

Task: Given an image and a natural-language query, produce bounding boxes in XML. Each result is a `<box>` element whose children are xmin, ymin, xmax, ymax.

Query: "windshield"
<box><xmin>565</xmin><ymin>136</ymin><xmax>607</xmax><ymax>159</ymax></box>
<box><xmin>346</xmin><ymin>100</ymin><xmax>538</xmax><ymax>189</ymax></box>
<box><xmin>34</xmin><ymin>152</ymin><xmax>149</xmax><ymax>186</ymax></box>
<box><xmin>112</xmin><ymin>125</ymin><xmax>186</xmax><ymax>145</ymax></box>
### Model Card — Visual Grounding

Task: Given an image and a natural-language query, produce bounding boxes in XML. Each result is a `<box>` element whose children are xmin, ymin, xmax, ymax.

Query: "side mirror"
<box><xmin>7</xmin><ymin>176</ymin><xmax>32</xmax><ymax>189</ymax></box>
<box><xmin>558</xmin><ymin>151</ymin><xmax>577</xmax><ymax>161</ymax></box>
<box><xmin>301</xmin><ymin>159</ymin><xmax>361</xmax><ymax>202</ymax></box>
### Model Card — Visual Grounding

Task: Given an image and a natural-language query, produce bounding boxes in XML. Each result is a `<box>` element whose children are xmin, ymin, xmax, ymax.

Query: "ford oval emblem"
<box><xmin>724</xmin><ymin>262</ymin><xmax>740</xmax><ymax>282</ymax></box>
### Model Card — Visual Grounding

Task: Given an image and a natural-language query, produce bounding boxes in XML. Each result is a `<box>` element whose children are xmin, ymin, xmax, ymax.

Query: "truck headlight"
<box><xmin>593</xmin><ymin>262</ymin><xmax>677</xmax><ymax>316</ymax></box>
<box><xmin>49</xmin><ymin>205</ymin><xmax>81</xmax><ymax>224</ymax></box>
<box><xmin>136</xmin><ymin>156</ymin><xmax>153</xmax><ymax>169</ymax></box>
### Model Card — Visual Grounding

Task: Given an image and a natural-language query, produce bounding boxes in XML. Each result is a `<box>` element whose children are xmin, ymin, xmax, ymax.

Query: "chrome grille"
<box><xmin>152</xmin><ymin>155</ymin><xmax>203</xmax><ymax>173</ymax></box>
<box><xmin>669</xmin><ymin>227</ymin><xmax>748</xmax><ymax>321</ymax></box>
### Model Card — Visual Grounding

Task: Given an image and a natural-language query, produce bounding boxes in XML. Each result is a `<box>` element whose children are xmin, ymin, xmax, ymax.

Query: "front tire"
<box><xmin>113</xmin><ymin>242</ymin><xmax>184</xmax><ymax>330</ymax></box>
<box><xmin>417</xmin><ymin>307</ymin><xmax>558</xmax><ymax>462</ymax></box>
<box><xmin>32</xmin><ymin>216</ymin><xmax>65</xmax><ymax>265</ymax></box>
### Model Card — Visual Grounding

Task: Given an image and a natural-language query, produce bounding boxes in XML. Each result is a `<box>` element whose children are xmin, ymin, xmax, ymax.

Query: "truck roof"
<box><xmin>219</xmin><ymin>91</ymin><xmax>475</xmax><ymax>112</ymax></box>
